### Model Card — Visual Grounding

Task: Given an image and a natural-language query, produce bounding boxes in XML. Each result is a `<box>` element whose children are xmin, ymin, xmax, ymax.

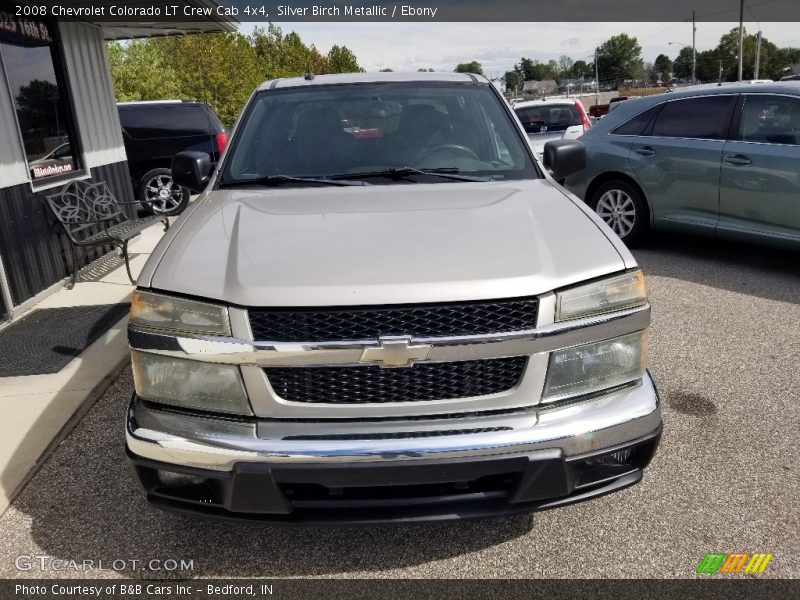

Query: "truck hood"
<box><xmin>144</xmin><ymin>179</ymin><xmax>626</xmax><ymax>307</ymax></box>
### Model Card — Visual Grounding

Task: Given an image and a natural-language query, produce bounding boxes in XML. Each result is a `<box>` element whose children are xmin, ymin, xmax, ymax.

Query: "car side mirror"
<box><xmin>543</xmin><ymin>140</ymin><xmax>586</xmax><ymax>180</ymax></box>
<box><xmin>172</xmin><ymin>151</ymin><xmax>212</xmax><ymax>192</ymax></box>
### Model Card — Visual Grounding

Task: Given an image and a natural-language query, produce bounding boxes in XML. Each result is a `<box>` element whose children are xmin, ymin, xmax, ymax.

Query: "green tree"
<box><xmin>251</xmin><ymin>26</ymin><xmax>326</xmax><ymax>78</ymax></box>
<box><xmin>504</xmin><ymin>69</ymin><xmax>523</xmax><ymax>92</ymax></box>
<box><xmin>778</xmin><ymin>47</ymin><xmax>800</xmax><ymax>70</ymax></box>
<box><xmin>672</xmin><ymin>46</ymin><xmax>694</xmax><ymax>79</ymax></box>
<box><xmin>694</xmin><ymin>49</ymin><xmax>721</xmax><ymax>83</ymax></box>
<box><xmin>154</xmin><ymin>33</ymin><xmax>263</xmax><ymax>127</ymax></box>
<box><xmin>570</xmin><ymin>60</ymin><xmax>591</xmax><ymax>79</ymax></box>
<box><xmin>556</xmin><ymin>55</ymin><xmax>574</xmax><ymax>81</ymax></box>
<box><xmin>517</xmin><ymin>57</ymin><xmax>537</xmax><ymax>80</ymax></box>
<box><xmin>107</xmin><ymin>40</ymin><xmax>179</xmax><ymax>101</ymax></box>
<box><xmin>596</xmin><ymin>34</ymin><xmax>643</xmax><ymax>89</ymax></box>
<box><xmin>108</xmin><ymin>27</ymin><xmax>364</xmax><ymax>127</ymax></box>
<box><xmin>326</xmin><ymin>44</ymin><xmax>363</xmax><ymax>73</ymax></box>
<box><xmin>516</xmin><ymin>58</ymin><xmax>557</xmax><ymax>81</ymax></box>
<box><xmin>454</xmin><ymin>61</ymin><xmax>483</xmax><ymax>75</ymax></box>
<box><xmin>653</xmin><ymin>54</ymin><xmax>672</xmax><ymax>80</ymax></box>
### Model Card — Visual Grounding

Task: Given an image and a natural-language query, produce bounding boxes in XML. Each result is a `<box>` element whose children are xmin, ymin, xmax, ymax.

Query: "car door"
<box><xmin>628</xmin><ymin>94</ymin><xmax>737</xmax><ymax>234</ymax></box>
<box><xmin>718</xmin><ymin>93</ymin><xmax>800</xmax><ymax>245</ymax></box>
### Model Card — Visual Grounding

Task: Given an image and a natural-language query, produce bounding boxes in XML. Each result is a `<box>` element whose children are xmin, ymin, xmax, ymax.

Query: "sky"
<box><xmin>242</xmin><ymin>22</ymin><xmax>800</xmax><ymax>77</ymax></box>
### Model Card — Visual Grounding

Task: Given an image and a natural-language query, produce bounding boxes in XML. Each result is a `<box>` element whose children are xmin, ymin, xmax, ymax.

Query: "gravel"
<box><xmin>1</xmin><ymin>233</ymin><xmax>797</xmax><ymax>579</ymax></box>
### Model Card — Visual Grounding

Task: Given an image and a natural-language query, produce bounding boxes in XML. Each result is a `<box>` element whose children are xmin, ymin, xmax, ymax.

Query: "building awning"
<box><xmin>25</xmin><ymin>1</ymin><xmax>239</xmax><ymax>39</ymax></box>
<box><xmin>101</xmin><ymin>20</ymin><xmax>237</xmax><ymax>40</ymax></box>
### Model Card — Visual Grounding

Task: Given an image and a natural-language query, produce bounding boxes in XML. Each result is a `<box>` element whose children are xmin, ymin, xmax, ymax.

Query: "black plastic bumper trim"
<box><xmin>127</xmin><ymin>423</ymin><xmax>662</xmax><ymax>525</ymax></box>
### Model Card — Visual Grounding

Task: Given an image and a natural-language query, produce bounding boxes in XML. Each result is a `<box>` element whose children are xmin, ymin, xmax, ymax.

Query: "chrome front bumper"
<box><xmin>126</xmin><ymin>372</ymin><xmax>661</xmax><ymax>472</ymax></box>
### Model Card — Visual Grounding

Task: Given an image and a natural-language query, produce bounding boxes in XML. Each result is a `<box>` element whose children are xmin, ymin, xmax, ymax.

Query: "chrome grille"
<box><xmin>264</xmin><ymin>357</ymin><xmax>528</xmax><ymax>404</ymax></box>
<box><xmin>248</xmin><ymin>298</ymin><xmax>538</xmax><ymax>341</ymax></box>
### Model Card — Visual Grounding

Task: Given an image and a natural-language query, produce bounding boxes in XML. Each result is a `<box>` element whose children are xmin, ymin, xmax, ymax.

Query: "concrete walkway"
<box><xmin>0</xmin><ymin>223</ymin><xmax>166</xmax><ymax>515</ymax></box>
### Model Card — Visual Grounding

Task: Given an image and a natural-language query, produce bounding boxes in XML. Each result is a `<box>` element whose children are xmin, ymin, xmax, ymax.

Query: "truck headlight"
<box><xmin>130</xmin><ymin>290</ymin><xmax>231</xmax><ymax>336</ymax></box>
<box><xmin>556</xmin><ymin>271</ymin><xmax>646</xmax><ymax>322</ymax></box>
<box><xmin>131</xmin><ymin>351</ymin><xmax>252</xmax><ymax>415</ymax></box>
<box><xmin>542</xmin><ymin>330</ymin><xmax>648</xmax><ymax>403</ymax></box>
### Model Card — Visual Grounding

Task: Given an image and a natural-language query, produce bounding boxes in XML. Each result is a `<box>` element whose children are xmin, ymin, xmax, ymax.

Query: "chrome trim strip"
<box><xmin>126</xmin><ymin>373</ymin><xmax>661</xmax><ymax>470</ymax></box>
<box><xmin>128</xmin><ymin>304</ymin><xmax>650</xmax><ymax>368</ymax></box>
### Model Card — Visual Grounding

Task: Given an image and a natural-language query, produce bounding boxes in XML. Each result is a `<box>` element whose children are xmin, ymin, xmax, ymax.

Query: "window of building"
<box><xmin>649</xmin><ymin>95</ymin><xmax>737</xmax><ymax>140</ymax></box>
<box><xmin>0</xmin><ymin>17</ymin><xmax>81</xmax><ymax>182</ymax></box>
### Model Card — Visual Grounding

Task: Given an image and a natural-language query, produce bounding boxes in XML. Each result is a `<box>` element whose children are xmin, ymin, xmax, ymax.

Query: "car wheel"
<box><xmin>589</xmin><ymin>180</ymin><xmax>649</xmax><ymax>245</ymax></box>
<box><xmin>138</xmin><ymin>168</ymin><xmax>190</xmax><ymax>217</ymax></box>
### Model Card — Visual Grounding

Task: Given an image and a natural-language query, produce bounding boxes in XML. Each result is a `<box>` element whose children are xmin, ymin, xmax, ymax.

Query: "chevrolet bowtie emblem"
<box><xmin>359</xmin><ymin>336</ymin><xmax>432</xmax><ymax>368</ymax></box>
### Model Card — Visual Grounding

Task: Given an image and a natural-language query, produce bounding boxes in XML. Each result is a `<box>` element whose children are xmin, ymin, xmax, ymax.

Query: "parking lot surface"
<box><xmin>1</xmin><ymin>234</ymin><xmax>798</xmax><ymax>579</ymax></box>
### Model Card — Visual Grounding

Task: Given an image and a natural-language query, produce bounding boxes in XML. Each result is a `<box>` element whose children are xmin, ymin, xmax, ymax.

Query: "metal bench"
<box><xmin>45</xmin><ymin>180</ymin><xmax>169</xmax><ymax>288</ymax></box>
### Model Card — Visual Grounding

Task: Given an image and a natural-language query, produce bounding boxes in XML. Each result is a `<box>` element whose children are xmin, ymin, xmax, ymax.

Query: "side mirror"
<box><xmin>172</xmin><ymin>151</ymin><xmax>212</xmax><ymax>192</ymax></box>
<box><xmin>543</xmin><ymin>140</ymin><xmax>586</xmax><ymax>180</ymax></box>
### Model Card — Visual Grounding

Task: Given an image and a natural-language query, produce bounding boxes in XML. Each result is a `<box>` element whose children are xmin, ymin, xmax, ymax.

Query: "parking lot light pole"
<box><xmin>594</xmin><ymin>48</ymin><xmax>599</xmax><ymax>104</ymax></box>
<box><xmin>692</xmin><ymin>11</ymin><xmax>697</xmax><ymax>85</ymax></box>
<box><xmin>669</xmin><ymin>10</ymin><xmax>696</xmax><ymax>86</ymax></box>
<box><xmin>737</xmin><ymin>0</ymin><xmax>744</xmax><ymax>81</ymax></box>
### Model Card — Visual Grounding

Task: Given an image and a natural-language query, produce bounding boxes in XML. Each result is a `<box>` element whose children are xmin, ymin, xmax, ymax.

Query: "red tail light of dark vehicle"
<box><xmin>215</xmin><ymin>132</ymin><xmax>229</xmax><ymax>154</ymax></box>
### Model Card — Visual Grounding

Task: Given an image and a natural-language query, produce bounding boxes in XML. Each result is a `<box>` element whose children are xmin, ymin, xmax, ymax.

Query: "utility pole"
<box><xmin>691</xmin><ymin>10</ymin><xmax>696</xmax><ymax>85</ymax></box>
<box><xmin>737</xmin><ymin>0</ymin><xmax>744</xmax><ymax>81</ymax></box>
<box><xmin>754</xmin><ymin>31</ymin><xmax>762</xmax><ymax>79</ymax></box>
<box><xmin>719</xmin><ymin>59</ymin><xmax>724</xmax><ymax>84</ymax></box>
<box><xmin>594</xmin><ymin>47</ymin><xmax>599</xmax><ymax>104</ymax></box>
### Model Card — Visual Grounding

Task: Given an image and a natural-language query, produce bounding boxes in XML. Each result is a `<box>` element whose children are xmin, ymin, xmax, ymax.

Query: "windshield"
<box><xmin>515</xmin><ymin>104</ymin><xmax>582</xmax><ymax>134</ymax></box>
<box><xmin>221</xmin><ymin>82</ymin><xmax>538</xmax><ymax>186</ymax></box>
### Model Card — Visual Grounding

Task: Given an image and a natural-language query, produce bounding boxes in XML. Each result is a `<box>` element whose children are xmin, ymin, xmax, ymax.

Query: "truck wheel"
<box><xmin>138</xmin><ymin>168</ymin><xmax>190</xmax><ymax>217</ymax></box>
<box><xmin>589</xmin><ymin>180</ymin><xmax>649</xmax><ymax>246</ymax></box>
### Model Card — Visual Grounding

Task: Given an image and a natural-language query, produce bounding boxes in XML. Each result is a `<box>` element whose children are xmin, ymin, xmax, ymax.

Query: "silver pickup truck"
<box><xmin>126</xmin><ymin>72</ymin><xmax>661</xmax><ymax>524</ymax></box>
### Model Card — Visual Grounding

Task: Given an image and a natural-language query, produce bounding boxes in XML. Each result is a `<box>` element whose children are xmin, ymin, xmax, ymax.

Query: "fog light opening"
<box><xmin>591</xmin><ymin>447</ymin><xmax>634</xmax><ymax>467</ymax></box>
<box><xmin>156</xmin><ymin>469</ymin><xmax>207</xmax><ymax>487</ymax></box>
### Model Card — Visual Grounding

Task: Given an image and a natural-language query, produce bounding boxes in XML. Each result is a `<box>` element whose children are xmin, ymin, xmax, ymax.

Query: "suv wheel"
<box><xmin>589</xmin><ymin>180</ymin><xmax>648</xmax><ymax>245</ymax></box>
<box><xmin>139</xmin><ymin>168</ymin><xmax>190</xmax><ymax>217</ymax></box>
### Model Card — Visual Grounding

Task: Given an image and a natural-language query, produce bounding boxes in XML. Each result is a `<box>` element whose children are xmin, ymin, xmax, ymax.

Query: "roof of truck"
<box><xmin>257</xmin><ymin>71</ymin><xmax>488</xmax><ymax>91</ymax></box>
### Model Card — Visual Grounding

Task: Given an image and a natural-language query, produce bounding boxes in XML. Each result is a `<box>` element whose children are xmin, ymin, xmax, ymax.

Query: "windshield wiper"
<box><xmin>329</xmin><ymin>167</ymin><xmax>491</xmax><ymax>183</ymax></box>
<box><xmin>218</xmin><ymin>174</ymin><xmax>369</xmax><ymax>188</ymax></box>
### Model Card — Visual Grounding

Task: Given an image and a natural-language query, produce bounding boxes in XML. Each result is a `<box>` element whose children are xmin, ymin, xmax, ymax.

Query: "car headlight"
<box><xmin>130</xmin><ymin>290</ymin><xmax>231</xmax><ymax>336</ymax></box>
<box><xmin>541</xmin><ymin>330</ymin><xmax>648</xmax><ymax>403</ymax></box>
<box><xmin>131</xmin><ymin>350</ymin><xmax>252</xmax><ymax>415</ymax></box>
<box><xmin>556</xmin><ymin>271</ymin><xmax>647</xmax><ymax>322</ymax></box>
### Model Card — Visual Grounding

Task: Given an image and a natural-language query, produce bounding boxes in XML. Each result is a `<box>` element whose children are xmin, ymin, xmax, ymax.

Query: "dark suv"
<box><xmin>118</xmin><ymin>101</ymin><xmax>228</xmax><ymax>216</ymax></box>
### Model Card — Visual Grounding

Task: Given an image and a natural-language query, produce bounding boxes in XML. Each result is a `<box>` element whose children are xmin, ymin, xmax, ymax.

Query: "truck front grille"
<box><xmin>248</xmin><ymin>297</ymin><xmax>538</xmax><ymax>342</ymax></box>
<box><xmin>264</xmin><ymin>357</ymin><xmax>528</xmax><ymax>404</ymax></box>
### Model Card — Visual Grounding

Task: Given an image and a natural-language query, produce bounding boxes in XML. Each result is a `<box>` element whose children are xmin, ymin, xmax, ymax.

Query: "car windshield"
<box><xmin>515</xmin><ymin>104</ymin><xmax>582</xmax><ymax>133</ymax></box>
<box><xmin>221</xmin><ymin>82</ymin><xmax>538</xmax><ymax>186</ymax></box>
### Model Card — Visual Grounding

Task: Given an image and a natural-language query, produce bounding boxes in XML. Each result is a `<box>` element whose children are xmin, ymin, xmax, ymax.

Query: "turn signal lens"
<box><xmin>556</xmin><ymin>271</ymin><xmax>647</xmax><ymax>322</ymax></box>
<box><xmin>130</xmin><ymin>291</ymin><xmax>231</xmax><ymax>336</ymax></box>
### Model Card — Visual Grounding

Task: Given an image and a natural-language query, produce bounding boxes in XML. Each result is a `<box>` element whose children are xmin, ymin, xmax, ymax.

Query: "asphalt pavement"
<box><xmin>1</xmin><ymin>233</ymin><xmax>798</xmax><ymax>579</ymax></box>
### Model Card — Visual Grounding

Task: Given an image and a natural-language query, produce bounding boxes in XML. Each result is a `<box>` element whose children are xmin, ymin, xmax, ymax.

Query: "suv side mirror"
<box><xmin>542</xmin><ymin>140</ymin><xmax>586</xmax><ymax>180</ymax></box>
<box><xmin>172</xmin><ymin>151</ymin><xmax>212</xmax><ymax>192</ymax></box>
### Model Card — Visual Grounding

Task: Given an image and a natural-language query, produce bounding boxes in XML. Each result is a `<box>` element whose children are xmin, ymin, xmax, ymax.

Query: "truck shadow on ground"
<box><xmin>632</xmin><ymin>232</ymin><xmax>799</xmax><ymax>305</ymax></box>
<box><xmin>7</xmin><ymin>371</ymin><xmax>534</xmax><ymax>578</ymax></box>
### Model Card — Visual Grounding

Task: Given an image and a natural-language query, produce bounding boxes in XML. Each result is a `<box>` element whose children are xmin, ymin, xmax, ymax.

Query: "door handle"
<box><xmin>724</xmin><ymin>154</ymin><xmax>752</xmax><ymax>166</ymax></box>
<box><xmin>634</xmin><ymin>146</ymin><xmax>656</xmax><ymax>157</ymax></box>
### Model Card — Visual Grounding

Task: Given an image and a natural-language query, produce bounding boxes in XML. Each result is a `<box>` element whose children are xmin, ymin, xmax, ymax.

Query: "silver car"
<box><xmin>126</xmin><ymin>73</ymin><xmax>661</xmax><ymax>523</ymax></box>
<box><xmin>513</xmin><ymin>98</ymin><xmax>593</xmax><ymax>155</ymax></box>
<box><xmin>565</xmin><ymin>82</ymin><xmax>800</xmax><ymax>248</ymax></box>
